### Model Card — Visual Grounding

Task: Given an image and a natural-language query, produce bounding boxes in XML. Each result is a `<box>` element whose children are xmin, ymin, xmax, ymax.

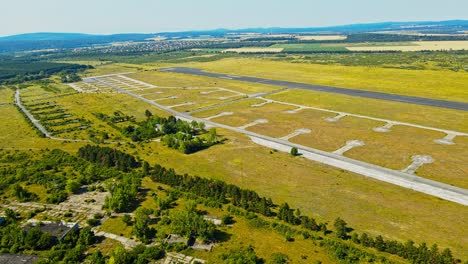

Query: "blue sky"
<box><xmin>1</xmin><ymin>0</ymin><xmax>467</xmax><ymax>36</ymax></box>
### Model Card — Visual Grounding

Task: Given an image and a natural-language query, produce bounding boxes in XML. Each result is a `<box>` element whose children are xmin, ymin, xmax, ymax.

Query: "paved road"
<box><xmin>160</xmin><ymin>67</ymin><xmax>468</xmax><ymax>111</ymax></box>
<box><xmin>15</xmin><ymin>89</ymin><xmax>52</xmax><ymax>138</ymax></box>
<box><xmin>91</xmin><ymin>76</ymin><xmax>468</xmax><ymax>206</ymax></box>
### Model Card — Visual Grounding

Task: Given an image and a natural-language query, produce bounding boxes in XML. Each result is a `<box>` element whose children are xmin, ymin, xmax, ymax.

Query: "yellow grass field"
<box><xmin>192</xmin><ymin>98</ymin><xmax>468</xmax><ymax>188</ymax></box>
<box><xmin>183</xmin><ymin>58</ymin><xmax>468</xmax><ymax>103</ymax></box>
<box><xmin>266</xmin><ymin>89</ymin><xmax>468</xmax><ymax>132</ymax></box>
<box><xmin>347</xmin><ymin>41</ymin><xmax>468</xmax><ymax>51</ymax></box>
<box><xmin>126</xmin><ymin>71</ymin><xmax>281</xmax><ymax>94</ymax></box>
<box><xmin>132</xmin><ymin>129</ymin><xmax>468</xmax><ymax>259</ymax></box>
<box><xmin>223</xmin><ymin>47</ymin><xmax>284</xmax><ymax>53</ymax></box>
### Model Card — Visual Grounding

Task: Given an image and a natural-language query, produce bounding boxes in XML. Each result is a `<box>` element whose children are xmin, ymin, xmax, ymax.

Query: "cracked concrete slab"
<box><xmin>333</xmin><ymin>140</ymin><xmax>365</xmax><ymax>155</ymax></box>
<box><xmin>279</xmin><ymin>128</ymin><xmax>312</xmax><ymax>141</ymax></box>
<box><xmin>284</xmin><ymin>107</ymin><xmax>306</xmax><ymax>114</ymax></box>
<box><xmin>402</xmin><ymin>155</ymin><xmax>435</xmax><ymax>174</ymax></box>
<box><xmin>373</xmin><ymin>122</ymin><xmax>397</xmax><ymax>133</ymax></box>
<box><xmin>434</xmin><ymin>133</ymin><xmax>457</xmax><ymax>145</ymax></box>
<box><xmin>325</xmin><ymin>113</ymin><xmax>347</xmax><ymax>122</ymax></box>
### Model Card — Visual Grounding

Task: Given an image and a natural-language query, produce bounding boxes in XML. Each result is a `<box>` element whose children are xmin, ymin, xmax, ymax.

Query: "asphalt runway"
<box><xmin>160</xmin><ymin>67</ymin><xmax>468</xmax><ymax>111</ymax></box>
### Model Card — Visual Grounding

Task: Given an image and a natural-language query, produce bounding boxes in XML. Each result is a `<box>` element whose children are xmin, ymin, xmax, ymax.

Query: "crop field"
<box><xmin>296</xmin><ymin>35</ymin><xmax>347</xmax><ymax>41</ymax></box>
<box><xmin>186</xmin><ymin>58</ymin><xmax>468</xmax><ymax>102</ymax></box>
<box><xmin>271</xmin><ymin>43</ymin><xmax>349</xmax><ymax>52</ymax></box>
<box><xmin>223</xmin><ymin>47</ymin><xmax>284</xmax><ymax>53</ymax></box>
<box><xmin>347</xmin><ymin>41</ymin><xmax>468</xmax><ymax>51</ymax></box>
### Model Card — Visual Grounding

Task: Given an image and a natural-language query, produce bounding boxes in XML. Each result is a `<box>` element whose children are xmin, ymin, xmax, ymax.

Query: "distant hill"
<box><xmin>0</xmin><ymin>20</ymin><xmax>466</xmax><ymax>53</ymax></box>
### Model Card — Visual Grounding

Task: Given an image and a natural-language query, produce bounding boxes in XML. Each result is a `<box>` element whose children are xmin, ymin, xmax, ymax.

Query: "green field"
<box><xmin>271</xmin><ymin>43</ymin><xmax>349</xmax><ymax>52</ymax></box>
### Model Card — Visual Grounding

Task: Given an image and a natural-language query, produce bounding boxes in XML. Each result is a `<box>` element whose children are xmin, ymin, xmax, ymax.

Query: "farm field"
<box><xmin>296</xmin><ymin>35</ymin><xmax>347</xmax><ymax>40</ymax></box>
<box><xmin>185</xmin><ymin>57</ymin><xmax>468</xmax><ymax>102</ymax></box>
<box><xmin>271</xmin><ymin>43</ymin><xmax>349</xmax><ymax>52</ymax></box>
<box><xmin>347</xmin><ymin>40</ymin><xmax>468</xmax><ymax>51</ymax></box>
<box><xmin>223</xmin><ymin>47</ymin><xmax>284</xmax><ymax>53</ymax></box>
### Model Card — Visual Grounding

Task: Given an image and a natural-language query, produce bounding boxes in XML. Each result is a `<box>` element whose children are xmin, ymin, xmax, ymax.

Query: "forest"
<box><xmin>0</xmin><ymin>57</ymin><xmax>89</xmax><ymax>84</ymax></box>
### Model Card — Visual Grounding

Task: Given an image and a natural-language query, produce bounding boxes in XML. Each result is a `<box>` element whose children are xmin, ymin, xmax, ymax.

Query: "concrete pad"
<box><xmin>402</xmin><ymin>155</ymin><xmax>434</xmax><ymax>174</ymax></box>
<box><xmin>251</xmin><ymin>100</ymin><xmax>273</xmax><ymax>107</ymax></box>
<box><xmin>333</xmin><ymin>140</ymin><xmax>365</xmax><ymax>155</ymax></box>
<box><xmin>280</xmin><ymin>128</ymin><xmax>312</xmax><ymax>141</ymax></box>
<box><xmin>238</xmin><ymin>119</ymin><xmax>269</xmax><ymax>129</ymax></box>
<box><xmin>284</xmin><ymin>107</ymin><xmax>306</xmax><ymax>114</ymax></box>
<box><xmin>434</xmin><ymin>133</ymin><xmax>457</xmax><ymax>145</ymax></box>
<box><xmin>205</xmin><ymin>112</ymin><xmax>234</xmax><ymax>120</ymax></box>
<box><xmin>373</xmin><ymin>122</ymin><xmax>397</xmax><ymax>133</ymax></box>
<box><xmin>325</xmin><ymin>113</ymin><xmax>347</xmax><ymax>122</ymax></box>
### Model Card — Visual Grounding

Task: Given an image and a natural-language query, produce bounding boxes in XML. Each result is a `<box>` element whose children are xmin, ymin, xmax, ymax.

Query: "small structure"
<box><xmin>24</xmin><ymin>220</ymin><xmax>78</xmax><ymax>241</ymax></box>
<box><xmin>0</xmin><ymin>254</ymin><xmax>41</xmax><ymax>264</ymax></box>
<box><xmin>190</xmin><ymin>240</ymin><xmax>214</xmax><ymax>252</ymax></box>
<box><xmin>163</xmin><ymin>252</ymin><xmax>205</xmax><ymax>264</ymax></box>
<box><xmin>203</xmin><ymin>215</ymin><xmax>222</xmax><ymax>226</ymax></box>
<box><xmin>164</xmin><ymin>234</ymin><xmax>189</xmax><ymax>245</ymax></box>
<box><xmin>0</xmin><ymin>216</ymin><xmax>5</xmax><ymax>225</ymax></box>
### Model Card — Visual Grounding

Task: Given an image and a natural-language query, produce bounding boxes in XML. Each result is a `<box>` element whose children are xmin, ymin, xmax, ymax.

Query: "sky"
<box><xmin>1</xmin><ymin>0</ymin><xmax>467</xmax><ymax>36</ymax></box>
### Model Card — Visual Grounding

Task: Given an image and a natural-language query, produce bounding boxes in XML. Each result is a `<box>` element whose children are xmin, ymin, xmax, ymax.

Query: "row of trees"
<box><xmin>150</xmin><ymin>164</ymin><xmax>273</xmax><ymax>216</ymax></box>
<box><xmin>78</xmin><ymin>145</ymin><xmax>140</xmax><ymax>172</ymax></box>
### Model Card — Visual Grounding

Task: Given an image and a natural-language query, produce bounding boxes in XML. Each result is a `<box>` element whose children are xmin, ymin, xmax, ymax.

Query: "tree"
<box><xmin>133</xmin><ymin>208</ymin><xmax>154</xmax><ymax>243</ymax></box>
<box><xmin>122</xmin><ymin>214</ymin><xmax>132</xmax><ymax>226</ymax></box>
<box><xmin>144</xmin><ymin>109</ymin><xmax>153</xmax><ymax>118</ymax></box>
<box><xmin>170</xmin><ymin>202</ymin><xmax>216</xmax><ymax>242</ymax></box>
<box><xmin>66</xmin><ymin>180</ymin><xmax>81</xmax><ymax>194</ymax></box>
<box><xmin>290</xmin><ymin>147</ymin><xmax>298</xmax><ymax>156</ymax></box>
<box><xmin>334</xmin><ymin>218</ymin><xmax>349</xmax><ymax>240</ymax></box>
<box><xmin>207</xmin><ymin>128</ymin><xmax>218</xmax><ymax>144</ymax></box>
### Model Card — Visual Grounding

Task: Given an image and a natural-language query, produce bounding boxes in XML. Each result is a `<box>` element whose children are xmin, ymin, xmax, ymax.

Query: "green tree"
<box><xmin>334</xmin><ymin>217</ymin><xmax>349</xmax><ymax>240</ymax></box>
<box><xmin>66</xmin><ymin>179</ymin><xmax>81</xmax><ymax>194</ymax></box>
<box><xmin>290</xmin><ymin>147</ymin><xmax>298</xmax><ymax>156</ymax></box>
<box><xmin>133</xmin><ymin>208</ymin><xmax>154</xmax><ymax>243</ymax></box>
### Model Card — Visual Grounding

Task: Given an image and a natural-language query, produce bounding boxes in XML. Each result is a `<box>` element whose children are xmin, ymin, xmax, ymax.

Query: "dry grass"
<box><xmin>194</xmin><ymin>99</ymin><xmax>467</xmax><ymax>188</ymax></box>
<box><xmin>185</xmin><ymin>58</ymin><xmax>468</xmax><ymax>103</ymax></box>
<box><xmin>99</xmin><ymin>216</ymin><xmax>133</xmax><ymax>238</ymax></box>
<box><xmin>127</xmin><ymin>71</ymin><xmax>281</xmax><ymax>94</ymax></box>
<box><xmin>267</xmin><ymin>89</ymin><xmax>468</xmax><ymax>132</ymax></box>
<box><xmin>347</xmin><ymin>41</ymin><xmax>468</xmax><ymax>51</ymax></box>
<box><xmin>132</xmin><ymin>129</ymin><xmax>468</xmax><ymax>259</ymax></box>
<box><xmin>0</xmin><ymin>88</ymin><xmax>14</xmax><ymax>104</ymax></box>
